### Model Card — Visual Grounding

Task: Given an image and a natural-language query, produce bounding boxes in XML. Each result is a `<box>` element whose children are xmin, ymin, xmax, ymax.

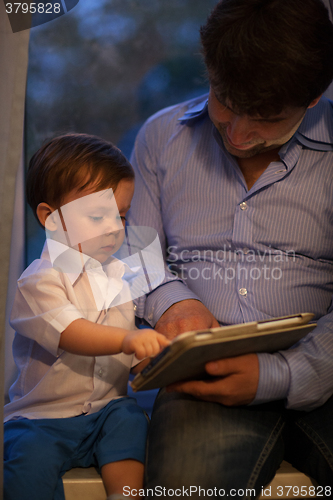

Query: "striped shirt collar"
<box><xmin>295</xmin><ymin>97</ymin><xmax>333</xmax><ymax>150</ymax></box>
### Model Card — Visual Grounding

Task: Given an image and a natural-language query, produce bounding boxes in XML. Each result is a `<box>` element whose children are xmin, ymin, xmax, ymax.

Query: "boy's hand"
<box><xmin>122</xmin><ymin>329</ymin><xmax>170</xmax><ymax>359</ymax></box>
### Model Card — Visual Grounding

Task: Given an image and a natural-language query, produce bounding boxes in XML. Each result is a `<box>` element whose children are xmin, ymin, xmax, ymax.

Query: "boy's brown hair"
<box><xmin>26</xmin><ymin>133</ymin><xmax>134</xmax><ymax>223</ymax></box>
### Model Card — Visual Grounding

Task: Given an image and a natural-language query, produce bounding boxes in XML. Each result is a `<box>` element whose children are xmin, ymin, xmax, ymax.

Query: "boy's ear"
<box><xmin>36</xmin><ymin>203</ymin><xmax>57</xmax><ymax>230</ymax></box>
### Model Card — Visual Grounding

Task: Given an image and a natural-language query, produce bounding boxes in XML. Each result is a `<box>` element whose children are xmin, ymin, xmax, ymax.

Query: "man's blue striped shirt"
<box><xmin>129</xmin><ymin>95</ymin><xmax>333</xmax><ymax>411</ymax></box>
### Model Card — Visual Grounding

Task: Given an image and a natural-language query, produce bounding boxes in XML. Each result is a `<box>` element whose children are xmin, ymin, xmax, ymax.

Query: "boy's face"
<box><xmin>46</xmin><ymin>179</ymin><xmax>134</xmax><ymax>263</ymax></box>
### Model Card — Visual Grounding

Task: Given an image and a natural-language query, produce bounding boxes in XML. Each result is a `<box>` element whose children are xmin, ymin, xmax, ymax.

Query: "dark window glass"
<box><xmin>25</xmin><ymin>0</ymin><xmax>217</xmax><ymax>413</ymax></box>
<box><xmin>26</xmin><ymin>0</ymin><xmax>216</xmax><ymax>263</ymax></box>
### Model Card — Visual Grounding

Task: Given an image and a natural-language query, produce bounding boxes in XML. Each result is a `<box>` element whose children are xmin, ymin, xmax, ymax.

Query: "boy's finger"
<box><xmin>157</xmin><ymin>334</ymin><xmax>171</xmax><ymax>346</ymax></box>
<box><xmin>134</xmin><ymin>344</ymin><xmax>146</xmax><ymax>360</ymax></box>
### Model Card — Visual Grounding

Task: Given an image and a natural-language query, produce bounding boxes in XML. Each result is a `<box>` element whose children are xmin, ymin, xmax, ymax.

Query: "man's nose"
<box><xmin>226</xmin><ymin>114</ymin><xmax>256</xmax><ymax>145</ymax></box>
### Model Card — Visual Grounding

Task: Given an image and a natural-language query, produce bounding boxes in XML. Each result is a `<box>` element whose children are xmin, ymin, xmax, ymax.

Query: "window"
<box><xmin>25</xmin><ymin>0</ymin><xmax>217</xmax><ymax>412</ymax></box>
<box><xmin>26</xmin><ymin>0</ymin><xmax>217</xmax><ymax>263</ymax></box>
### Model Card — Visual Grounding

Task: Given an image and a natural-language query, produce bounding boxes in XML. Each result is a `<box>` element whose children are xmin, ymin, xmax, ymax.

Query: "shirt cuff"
<box><xmin>251</xmin><ymin>352</ymin><xmax>291</xmax><ymax>405</ymax></box>
<box><xmin>144</xmin><ymin>281</ymin><xmax>201</xmax><ymax>326</ymax></box>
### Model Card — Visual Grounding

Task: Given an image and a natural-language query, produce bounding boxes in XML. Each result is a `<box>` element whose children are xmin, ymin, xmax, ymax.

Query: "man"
<box><xmin>129</xmin><ymin>0</ymin><xmax>333</xmax><ymax>496</ymax></box>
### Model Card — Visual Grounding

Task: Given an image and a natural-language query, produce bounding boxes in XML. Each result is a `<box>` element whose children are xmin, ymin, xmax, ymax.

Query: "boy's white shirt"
<box><xmin>4</xmin><ymin>240</ymin><xmax>140</xmax><ymax>422</ymax></box>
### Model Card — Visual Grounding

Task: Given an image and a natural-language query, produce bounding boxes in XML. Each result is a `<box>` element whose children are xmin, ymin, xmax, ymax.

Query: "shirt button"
<box><xmin>148</xmin><ymin>313</ymin><xmax>153</xmax><ymax>321</ymax></box>
<box><xmin>98</xmin><ymin>369</ymin><xmax>103</xmax><ymax>378</ymax></box>
<box><xmin>240</xmin><ymin>202</ymin><xmax>248</xmax><ymax>211</ymax></box>
<box><xmin>239</xmin><ymin>288</ymin><xmax>247</xmax><ymax>296</ymax></box>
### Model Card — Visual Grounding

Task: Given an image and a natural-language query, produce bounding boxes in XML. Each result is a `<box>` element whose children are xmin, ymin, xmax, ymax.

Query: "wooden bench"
<box><xmin>63</xmin><ymin>461</ymin><xmax>317</xmax><ymax>499</ymax></box>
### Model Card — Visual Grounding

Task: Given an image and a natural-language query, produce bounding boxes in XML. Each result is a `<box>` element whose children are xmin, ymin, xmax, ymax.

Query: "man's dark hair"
<box><xmin>200</xmin><ymin>0</ymin><xmax>333</xmax><ymax>116</ymax></box>
<box><xmin>26</xmin><ymin>133</ymin><xmax>134</xmax><ymax>223</ymax></box>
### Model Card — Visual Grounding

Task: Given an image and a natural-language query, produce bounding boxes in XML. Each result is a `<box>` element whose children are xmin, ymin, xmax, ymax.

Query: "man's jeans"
<box><xmin>145</xmin><ymin>390</ymin><xmax>333</xmax><ymax>499</ymax></box>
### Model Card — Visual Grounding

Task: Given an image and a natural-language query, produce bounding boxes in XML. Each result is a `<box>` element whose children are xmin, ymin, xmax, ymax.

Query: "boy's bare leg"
<box><xmin>101</xmin><ymin>459</ymin><xmax>144</xmax><ymax>496</ymax></box>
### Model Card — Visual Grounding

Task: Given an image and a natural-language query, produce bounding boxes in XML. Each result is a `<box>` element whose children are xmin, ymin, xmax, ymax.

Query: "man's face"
<box><xmin>208</xmin><ymin>89</ymin><xmax>308</xmax><ymax>158</ymax></box>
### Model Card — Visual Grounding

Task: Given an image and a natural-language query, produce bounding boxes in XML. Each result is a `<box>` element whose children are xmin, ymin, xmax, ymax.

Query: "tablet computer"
<box><xmin>131</xmin><ymin>313</ymin><xmax>315</xmax><ymax>391</ymax></box>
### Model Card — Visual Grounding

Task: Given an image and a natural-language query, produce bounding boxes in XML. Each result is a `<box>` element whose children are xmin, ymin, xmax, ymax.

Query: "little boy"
<box><xmin>3</xmin><ymin>134</ymin><xmax>170</xmax><ymax>500</ymax></box>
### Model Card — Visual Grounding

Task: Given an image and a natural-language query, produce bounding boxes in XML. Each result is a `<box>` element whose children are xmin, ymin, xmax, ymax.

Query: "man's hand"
<box><xmin>155</xmin><ymin>299</ymin><xmax>220</xmax><ymax>340</ymax></box>
<box><xmin>167</xmin><ymin>353</ymin><xmax>259</xmax><ymax>406</ymax></box>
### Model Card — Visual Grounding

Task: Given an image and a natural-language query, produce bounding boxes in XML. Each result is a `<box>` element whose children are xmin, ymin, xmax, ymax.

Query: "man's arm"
<box><xmin>266</xmin><ymin>309</ymin><xmax>333</xmax><ymax>410</ymax></box>
<box><xmin>129</xmin><ymin>117</ymin><xmax>210</xmax><ymax>327</ymax></box>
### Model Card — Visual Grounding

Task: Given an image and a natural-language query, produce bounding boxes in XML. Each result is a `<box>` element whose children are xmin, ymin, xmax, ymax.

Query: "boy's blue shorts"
<box><xmin>4</xmin><ymin>396</ymin><xmax>149</xmax><ymax>500</ymax></box>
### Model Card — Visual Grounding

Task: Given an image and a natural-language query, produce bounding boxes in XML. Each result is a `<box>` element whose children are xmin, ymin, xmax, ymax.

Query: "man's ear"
<box><xmin>307</xmin><ymin>94</ymin><xmax>322</xmax><ymax>109</ymax></box>
<box><xmin>36</xmin><ymin>203</ymin><xmax>57</xmax><ymax>230</ymax></box>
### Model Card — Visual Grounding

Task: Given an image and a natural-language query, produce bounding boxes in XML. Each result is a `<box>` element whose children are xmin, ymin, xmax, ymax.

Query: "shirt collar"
<box><xmin>293</xmin><ymin>96</ymin><xmax>333</xmax><ymax>150</ymax></box>
<box><xmin>43</xmin><ymin>239</ymin><xmax>134</xmax><ymax>285</ymax></box>
<box><xmin>43</xmin><ymin>239</ymin><xmax>91</xmax><ymax>284</ymax></box>
<box><xmin>178</xmin><ymin>95</ymin><xmax>209</xmax><ymax>123</ymax></box>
